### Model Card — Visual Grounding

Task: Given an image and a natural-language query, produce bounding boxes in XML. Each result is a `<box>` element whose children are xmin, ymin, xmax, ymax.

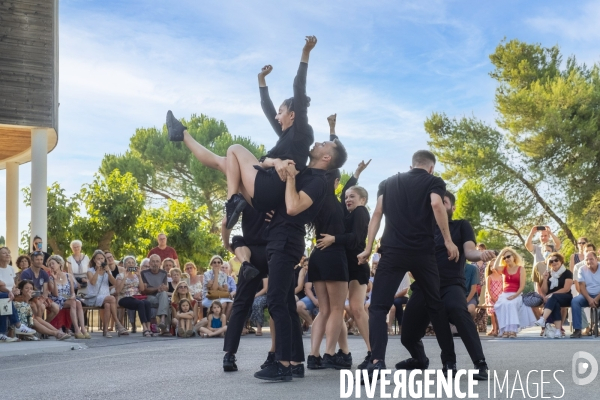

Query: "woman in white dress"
<box><xmin>493</xmin><ymin>248</ymin><xmax>536</xmax><ymax>338</ymax></box>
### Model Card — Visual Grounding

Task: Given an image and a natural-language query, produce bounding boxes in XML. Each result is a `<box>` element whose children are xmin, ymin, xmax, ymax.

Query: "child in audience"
<box><xmin>485</xmin><ymin>257</ymin><xmax>503</xmax><ymax>336</ymax></box>
<box><xmin>176</xmin><ymin>298</ymin><xmax>194</xmax><ymax>337</ymax></box>
<box><xmin>199</xmin><ymin>300</ymin><xmax>227</xmax><ymax>338</ymax></box>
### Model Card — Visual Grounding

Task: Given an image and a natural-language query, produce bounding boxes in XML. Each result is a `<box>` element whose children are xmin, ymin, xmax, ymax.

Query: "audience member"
<box><xmin>474</xmin><ymin>243</ymin><xmax>487</xmax><ymax>307</ymax></box>
<box><xmin>185</xmin><ymin>262</ymin><xmax>203</xmax><ymax>304</ymax></box>
<box><xmin>30</xmin><ymin>235</ymin><xmax>50</xmax><ymax>266</ymax></box>
<box><xmin>15</xmin><ymin>255</ymin><xmax>31</xmax><ymax>282</ymax></box>
<box><xmin>147</xmin><ymin>233</ymin><xmax>179</xmax><ymax>268</ymax></box>
<box><xmin>525</xmin><ymin>226</ymin><xmax>561</xmax><ymax>264</ymax></box>
<box><xmin>571</xmin><ymin>243</ymin><xmax>595</xmax><ymax>334</ymax></box>
<box><xmin>202</xmin><ymin>256</ymin><xmax>232</xmax><ymax>316</ymax></box>
<box><xmin>464</xmin><ymin>262</ymin><xmax>479</xmax><ymax>319</ymax></box>
<box><xmin>116</xmin><ymin>256</ymin><xmax>153</xmax><ymax>337</ymax></box>
<box><xmin>162</xmin><ymin>258</ymin><xmax>176</xmax><ymax>276</ymax></box>
<box><xmin>570</xmin><ymin>237</ymin><xmax>589</xmax><ymax>270</ymax></box>
<box><xmin>66</xmin><ymin>240</ymin><xmax>90</xmax><ymax>297</ymax></box>
<box><xmin>175</xmin><ymin>298</ymin><xmax>195</xmax><ymax>337</ymax></box>
<box><xmin>85</xmin><ymin>250</ymin><xmax>128</xmax><ymax>337</ymax></box>
<box><xmin>20</xmin><ymin>251</ymin><xmax>58</xmax><ymax>321</ymax></box>
<box><xmin>14</xmin><ymin>280</ymin><xmax>70</xmax><ymax>340</ymax></box>
<box><xmin>47</xmin><ymin>255</ymin><xmax>89</xmax><ymax>339</ymax></box>
<box><xmin>168</xmin><ymin>267</ymin><xmax>183</xmax><ymax>295</ymax></box>
<box><xmin>571</xmin><ymin>251</ymin><xmax>600</xmax><ymax>338</ymax></box>
<box><xmin>250</xmin><ymin>277</ymin><xmax>269</xmax><ymax>336</ymax></box>
<box><xmin>171</xmin><ymin>280</ymin><xmax>199</xmax><ymax>335</ymax></box>
<box><xmin>294</xmin><ymin>258</ymin><xmax>308</xmax><ymax>301</ymax></box>
<box><xmin>199</xmin><ymin>300</ymin><xmax>227</xmax><ymax>338</ymax></box>
<box><xmin>485</xmin><ymin>256</ymin><xmax>502</xmax><ymax>336</ymax></box>
<box><xmin>534</xmin><ymin>253</ymin><xmax>573</xmax><ymax>338</ymax></box>
<box><xmin>140</xmin><ymin>258</ymin><xmax>150</xmax><ymax>271</ymax></box>
<box><xmin>493</xmin><ymin>248</ymin><xmax>536</xmax><ymax>338</ymax></box>
<box><xmin>221</xmin><ymin>262</ymin><xmax>237</xmax><ymax>320</ymax></box>
<box><xmin>142</xmin><ymin>254</ymin><xmax>171</xmax><ymax>335</ymax></box>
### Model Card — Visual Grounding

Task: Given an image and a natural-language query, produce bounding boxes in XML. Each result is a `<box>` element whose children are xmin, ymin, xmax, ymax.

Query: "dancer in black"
<box><xmin>221</xmin><ymin>203</ymin><xmax>272</xmax><ymax>371</ymax></box>
<box><xmin>166</xmin><ymin>36</ymin><xmax>326</xmax><ymax>229</ymax></box>
<box><xmin>397</xmin><ymin>191</ymin><xmax>495</xmax><ymax>380</ymax></box>
<box><xmin>357</xmin><ymin>150</ymin><xmax>459</xmax><ymax>379</ymax></box>
<box><xmin>253</xmin><ymin>137</ymin><xmax>348</xmax><ymax>382</ymax></box>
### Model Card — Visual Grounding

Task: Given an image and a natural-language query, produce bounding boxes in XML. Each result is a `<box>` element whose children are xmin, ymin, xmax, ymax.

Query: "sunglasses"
<box><xmin>502</xmin><ymin>254</ymin><xmax>512</xmax><ymax>260</ymax></box>
<box><xmin>549</xmin><ymin>259</ymin><xmax>560</xmax><ymax>263</ymax></box>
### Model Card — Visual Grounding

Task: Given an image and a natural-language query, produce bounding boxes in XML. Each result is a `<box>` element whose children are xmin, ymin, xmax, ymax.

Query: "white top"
<box><xmin>577</xmin><ymin>265</ymin><xmax>600</xmax><ymax>295</ymax></box>
<box><xmin>0</xmin><ymin>265</ymin><xmax>16</xmax><ymax>291</ymax></box>
<box><xmin>68</xmin><ymin>254</ymin><xmax>90</xmax><ymax>276</ymax></box>
<box><xmin>396</xmin><ymin>273</ymin><xmax>411</xmax><ymax>296</ymax></box>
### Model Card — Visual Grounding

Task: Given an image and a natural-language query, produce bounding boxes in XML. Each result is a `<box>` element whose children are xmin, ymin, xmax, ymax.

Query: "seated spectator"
<box><xmin>493</xmin><ymin>248</ymin><xmax>536</xmax><ymax>338</ymax></box>
<box><xmin>85</xmin><ymin>250</ymin><xmax>128</xmax><ymax>337</ymax></box>
<box><xmin>294</xmin><ymin>258</ymin><xmax>308</xmax><ymax>302</ymax></box>
<box><xmin>30</xmin><ymin>235</ymin><xmax>50</xmax><ymax>266</ymax></box>
<box><xmin>297</xmin><ymin>278</ymin><xmax>318</xmax><ymax>334</ymax></box>
<box><xmin>162</xmin><ymin>257</ymin><xmax>176</xmax><ymax>276</ymax></box>
<box><xmin>485</xmin><ymin>256</ymin><xmax>502</xmax><ymax>336</ymax></box>
<box><xmin>465</xmin><ymin>262</ymin><xmax>479</xmax><ymax>319</ymax></box>
<box><xmin>534</xmin><ymin>253</ymin><xmax>573</xmax><ymax>338</ymax></box>
<box><xmin>66</xmin><ymin>240</ymin><xmax>90</xmax><ymax>297</ymax></box>
<box><xmin>140</xmin><ymin>258</ymin><xmax>150</xmax><ymax>271</ymax></box>
<box><xmin>171</xmin><ymin>281</ymin><xmax>199</xmax><ymax>334</ymax></box>
<box><xmin>185</xmin><ymin>262</ymin><xmax>203</xmax><ymax>304</ymax></box>
<box><xmin>175</xmin><ymin>298</ymin><xmax>195</xmax><ymax>337</ymax></box>
<box><xmin>571</xmin><ymin>243</ymin><xmax>596</xmax><ymax>335</ymax></box>
<box><xmin>148</xmin><ymin>233</ymin><xmax>179</xmax><ymax>269</ymax></box>
<box><xmin>14</xmin><ymin>280</ymin><xmax>70</xmax><ymax>340</ymax></box>
<box><xmin>0</xmin><ymin>247</ymin><xmax>37</xmax><ymax>342</ymax></box>
<box><xmin>15</xmin><ymin>255</ymin><xmax>32</xmax><ymax>283</ymax></box>
<box><xmin>250</xmin><ymin>277</ymin><xmax>269</xmax><ymax>336</ymax></box>
<box><xmin>389</xmin><ymin>273</ymin><xmax>410</xmax><ymax>335</ymax></box>
<box><xmin>116</xmin><ymin>256</ymin><xmax>153</xmax><ymax>337</ymax></box>
<box><xmin>47</xmin><ymin>255</ymin><xmax>89</xmax><ymax>339</ymax></box>
<box><xmin>221</xmin><ymin>262</ymin><xmax>237</xmax><ymax>320</ymax></box>
<box><xmin>571</xmin><ymin>251</ymin><xmax>600</xmax><ymax>338</ymax></box>
<box><xmin>20</xmin><ymin>251</ymin><xmax>59</xmax><ymax>322</ymax></box>
<box><xmin>199</xmin><ymin>300</ymin><xmax>227</xmax><ymax>338</ymax></box>
<box><xmin>142</xmin><ymin>254</ymin><xmax>171</xmax><ymax>335</ymax></box>
<box><xmin>168</xmin><ymin>267</ymin><xmax>183</xmax><ymax>295</ymax></box>
<box><xmin>202</xmin><ymin>256</ymin><xmax>232</xmax><ymax>317</ymax></box>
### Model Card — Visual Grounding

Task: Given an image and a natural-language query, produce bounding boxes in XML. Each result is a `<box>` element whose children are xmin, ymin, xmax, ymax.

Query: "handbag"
<box><xmin>207</xmin><ymin>289</ymin><xmax>230</xmax><ymax>300</ymax></box>
<box><xmin>0</xmin><ymin>298</ymin><xmax>13</xmax><ymax>316</ymax></box>
<box><xmin>522</xmin><ymin>292</ymin><xmax>544</xmax><ymax>308</ymax></box>
<box><xmin>83</xmin><ymin>274</ymin><xmax>106</xmax><ymax>305</ymax></box>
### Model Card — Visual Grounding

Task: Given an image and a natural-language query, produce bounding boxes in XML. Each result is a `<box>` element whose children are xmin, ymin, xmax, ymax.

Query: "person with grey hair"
<box><xmin>67</xmin><ymin>240</ymin><xmax>90</xmax><ymax>296</ymax></box>
<box><xmin>140</xmin><ymin>258</ymin><xmax>150</xmax><ymax>271</ymax></box>
<box><xmin>141</xmin><ymin>254</ymin><xmax>171</xmax><ymax>335</ymax></box>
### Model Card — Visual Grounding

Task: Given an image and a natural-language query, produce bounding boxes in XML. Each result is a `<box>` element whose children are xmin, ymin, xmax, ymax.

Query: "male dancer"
<box><xmin>167</xmin><ymin>36</ymin><xmax>319</xmax><ymax>229</ymax></box>
<box><xmin>397</xmin><ymin>191</ymin><xmax>495</xmax><ymax>380</ymax></box>
<box><xmin>357</xmin><ymin>150</ymin><xmax>459</xmax><ymax>379</ymax></box>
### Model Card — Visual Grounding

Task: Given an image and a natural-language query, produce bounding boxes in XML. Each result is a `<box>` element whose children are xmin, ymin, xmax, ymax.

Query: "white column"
<box><xmin>31</xmin><ymin>128</ymin><xmax>48</xmax><ymax>252</ymax></box>
<box><xmin>6</xmin><ymin>162</ymin><xmax>19</xmax><ymax>264</ymax></box>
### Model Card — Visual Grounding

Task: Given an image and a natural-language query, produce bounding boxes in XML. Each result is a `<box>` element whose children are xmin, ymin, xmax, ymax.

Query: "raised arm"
<box><xmin>258</xmin><ymin>65</ymin><xmax>282</xmax><ymax>137</ymax></box>
<box><xmin>293</xmin><ymin>36</ymin><xmax>317</xmax><ymax>135</ymax></box>
<box><xmin>525</xmin><ymin>226</ymin><xmax>536</xmax><ymax>253</ymax></box>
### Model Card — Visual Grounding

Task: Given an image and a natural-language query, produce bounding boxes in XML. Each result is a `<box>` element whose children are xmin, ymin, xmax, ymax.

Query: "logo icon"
<box><xmin>572</xmin><ymin>351</ymin><xmax>598</xmax><ymax>386</ymax></box>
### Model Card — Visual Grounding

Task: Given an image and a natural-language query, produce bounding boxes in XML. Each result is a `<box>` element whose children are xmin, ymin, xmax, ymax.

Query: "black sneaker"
<box><xmin>254</xmin><ymin>361</ymin><xmax>293</xmax><ymax>382</ymax></box>
<box><xmin>261</xmin><ymin>352</ymin><xmax>276</xmax><ymax>369</ymax></box>
<box><xmin>336</xmin><ymin>349</ymin><xmax>353</xmax><ymax>369</ymax></box>
<box><xmin>241</xmin><ymin>261</ymin><xmax>260</xmax><ymax>281</ymax></box>
<box><xmin>225</xmin><ymin>194</ymin><xmax>247</xmax><ymax>230</ymax></box>
<box><xmin>442</xmin><ymin>361</ymin><xmax>458</xmax><ymax>378</ymax></box>
<box><xmin>321</xmin><ymin>353</ymin><xmax>339</xmax><ymax>369</ymax></box>
<box><xmin>291</xmin><ymin>363</ymin><xmax>305</xmax><ymax>378</ymax></box>
<box><xmin>361</xmin><ymin>360</ymin><xmax>386</xmax><ymax>385</ymax></box>
<box><xmin>395</xmin><ymin>357</ymin><xmax>429</xmax><ymax>370</ymax></box>
<box><xmin>473</xmin><ymin>360</ymin><xmax>488</xmax><ymax>381</ymax></box>
<box><xmin>307</xmin><ymin>355</ymin><xmax>324</xmax><ymax>370</ymax></box>
<box><xmin>223</xmin><ymin>352</ymin><xmax>238</xmax><ymax>372</ymax></box>
<box><xmin>166</xmin><ymin>110</ymin><xmax>187</xmax><ymax>142</ymax></box>
<box><xmin>357</xmin><ymin>351</ymin><xmax>372</xmax><ymax>369</ymax></box>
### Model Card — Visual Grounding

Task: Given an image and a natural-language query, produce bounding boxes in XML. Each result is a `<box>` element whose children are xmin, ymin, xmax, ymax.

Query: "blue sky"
<box><xmin>1</xmin><ymin>0</ymin><xmax>599</xmax><ymax>240</ymax></box>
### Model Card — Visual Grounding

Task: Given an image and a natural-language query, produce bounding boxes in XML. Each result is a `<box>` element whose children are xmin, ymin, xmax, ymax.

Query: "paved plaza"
<box><xmin>1</xmin><ymin>327</ymin><xmax>599</xmax><ymax>399</ymax></box>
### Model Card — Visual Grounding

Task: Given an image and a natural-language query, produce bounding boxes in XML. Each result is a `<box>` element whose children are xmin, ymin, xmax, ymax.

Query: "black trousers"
<box><xmin>393</xmin><ymin>296</ymin><xmax>409</xmax><ymax>326</ymax></box>
<box><xmin>266</xmin><ymin>240</ymin><xmax>305</xmax><ymax>362</ymax></box>
<box><xmin>118</xmin><ymin>297</ymin><xmax>152</xmax><ymax>324</ymax></box>
<box><xmin>223</xmin><ymin>244</ymin><xmax>268</xmax><ymax>354</ymax></box>
<box><xmin>369</xmin><ymin>249</ymin><xmax>456</xmax><ymax>364</ymax></box>
<box><xmin>401</xmin><ymin>284</ymin><xmax>485</xmax><ymax>365</ymax></box>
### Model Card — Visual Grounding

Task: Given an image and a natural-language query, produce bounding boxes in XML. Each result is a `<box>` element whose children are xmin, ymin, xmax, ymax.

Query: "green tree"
<box><xmin>0</xmin><ymin>236</ymin><xmax>4</xmax><ymax>246</ymax></box>
<box><xmin>100</xmin><ymin>114</ymin><xmax>265</xmax><ymax>233</ymax></box>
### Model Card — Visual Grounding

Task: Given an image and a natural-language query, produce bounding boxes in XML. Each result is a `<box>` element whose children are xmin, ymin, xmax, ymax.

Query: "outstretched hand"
<box><xmin>258</xmin><ymin>65</ymin><xmax>273</xmax><ymax>78</ymax></box>
<box><xmin>303</xmin><ymin>36</ymin><xmax>318</xmax><ymax>52</ymax></box>
<box><xmin>355</xmin><ymin>159</ymin><xmax>371</xmax><ymax>177</ymax></box>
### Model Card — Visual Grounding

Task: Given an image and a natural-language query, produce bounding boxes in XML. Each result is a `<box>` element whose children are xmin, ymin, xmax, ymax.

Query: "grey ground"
<box><xmin>1</xmin><ymin>327</ymin><xmax>599</xmax><ymax>399</ymax></box>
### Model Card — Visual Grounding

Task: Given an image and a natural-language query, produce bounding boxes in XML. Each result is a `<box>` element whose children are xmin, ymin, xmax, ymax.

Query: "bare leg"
<box><xmin>75</xmin><ymin>301</ymin><xmax>88</xmax><ymax>334</ymax></box>
<box><xmin>234</xmin><ymin>246</ymin><xmax>252</xmax><ymax>263</ymax></box>
<box><xmin>225</xmin><ymin>144</ymin><xmax>260</xmax><ymax>200</ymax></box>
<box><xmin>65</xmin><ymin>299</ymin><xmax>82</xmax><ymax>334</ymax></box>
<box><xmin>183</xmin><ymin>131</ymin><xmax>227</xmax><ymax>173</ymax></box>
<box><xmin>337</xmin><ymin>319</ymin><xmax>349</xmax><ymax>353</ymax></box>
<box><xmin>32</xmin><ymin>318</ymin><xmax>59</xmax><ymax>336</ymax></box>
<box><xmin>297</xmin><ymin>301</ymin><xmax>313</xmax><ymax>325</ymax></box>
<box><xmin>323</xmin><ymin>281</ymin><xmax>347</xmax><ymax>356</ymax></box>
<box><xmin>269</xmin><ymin>317</ymin><xmax>276</xmax><ymax>352</ymax></box>
<box><xmin>309</xmin><ymin>284</ymin><xmax>330</xmax><ymax>356</ymax></box>
<box><xmin>349</xmin><ymin>280</ymin><xmax>370</xmax><ymax>351</ymax></box>
<box><xmin>388</xmin><ymin>305</ymin><xmax>396</xmax><ymax>334</ymax></box>
<box><xmin>224</xmin><ymin>302</ymin><xmax>232</xmax><ymax>321</ymax></box>
<box><xmin>45</xmin><ymin>302</ymin><xmax>59</xmax><ymax>323</ymax></box>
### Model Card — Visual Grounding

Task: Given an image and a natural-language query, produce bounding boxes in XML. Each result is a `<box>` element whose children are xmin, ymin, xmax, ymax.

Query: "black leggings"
<box><xmin>118</xmin><ymin>297</ymin><xmax>152</xmax><ymax>323</ymax></box>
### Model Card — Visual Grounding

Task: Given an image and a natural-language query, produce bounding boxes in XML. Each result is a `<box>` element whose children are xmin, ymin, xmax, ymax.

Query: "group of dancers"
<box><xmin>165</xmin><ymin>35</ymin><xmax>494</xmax><ymax>382</ymax></box>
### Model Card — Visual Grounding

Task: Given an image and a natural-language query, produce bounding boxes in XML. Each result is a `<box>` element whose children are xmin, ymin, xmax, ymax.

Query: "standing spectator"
<box><xmin>534</xmin><ymin>253</ymin><xmax>573</xmax><ymax>338</ymax></box>
<box><xmin>66</xmin><ymin>240</ymin><xmax>90</xmax><ymax>297</ymax></box>
<box><xmin>185</xmin><ymin>262</ymin><xmax>203</xmax><ymax>304</ymax></box>
<box><xmin>15</xmin><ymin>255</ymin><xmax>32</xmax><ymax>283</ymax></box>
<box><xmin>116</xmin><ymin>256</ymin><xmax>153</xmax><ymax>337</ymax></box>
<box><xmin>525</xmin><ymin>226</ymin><xmax>561</xmax><ymax>264</ymax></box>
<box><xmin>85</xmin><ymin>250</ymin><xmax>128</xmax><ymax>337</ymax></box>
<box><xmin>493</xmin><ymin>248</ymin><xmax>536</xmax><ymax>338</ymax></box>
<box><xmin>202</xmin><ymin>256</ymin><xmax>232</xmax><ymax>316</ymax></box>
<box><xmin>47</xmin><ymin>255</ymin><xmax>89</xmax><ymax>339</ymax></box>
<box><xmin>0</xmin><ymin>247</ymin><xmax>37</xmax><ymax>341</ymax></box>
<box><xmin>464</xmin><ymin>262</ymin><xmax>479</xmax><ymax>319</ymax></box>
<box><xmin>30</xmin><ymin>235</ymin><xmax>50</xmax><ymax>266</ymax></box>
<box><xmin>570</xmin><ymin>251</ymin><xmax>600</xmax><ymax>338</ymax></box>
<box><xmin>485</xmin><ymin>257</ymin><xmax>503</xmax><ymax>336</ymax></box>
<box><xmin>250</xmin><ymin>277</ymin><xmax>269</xmax><ymax>335</ymax></box>
<box><xmin>20</xmin><ymin>251</ymin><xmax>58</xmax><ymax>322</ymax></box>
<box><xmin>147</xmin><ymin>233</ymin><xmax>179</xmax><ymax>269</ymax></box>
<box><xmin>142</xmin><ymin>254</ymin><xmax>171</xmax><ymax>335</ymax></box>
<box><xmin>199</xmin><ymin>300</ymin><xmax>227</xmax><ymax>338</ymax></box>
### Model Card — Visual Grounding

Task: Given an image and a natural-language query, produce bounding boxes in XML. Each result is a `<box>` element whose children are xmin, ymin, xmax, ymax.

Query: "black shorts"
<box><xmin>348</xmin><ymin>263</ymin><xmax>370</xmax><ymax>285</ymax></box>
<box><xmin>252</xmin><ymin>167</ymin><xmax>285</xmax><ymax>212</ymax></box>
<box><xmin>307</xmin><ymin>245</ymin><xmax>348</xmax><ymax>283</ymax></box>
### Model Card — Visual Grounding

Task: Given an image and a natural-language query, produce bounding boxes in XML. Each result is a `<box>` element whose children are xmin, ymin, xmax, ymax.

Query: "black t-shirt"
<box><xmin>377</xmin><ymin>169</ymin><xmax>446</xmax><ymax>253</ymax></box>
<box><xmin>266</xmin><ymin>168</ymin><xmax>327</xmax><ymax>245</ymax></box>
<box><xmin>241</xmin><ymin>203</ymin><xmax>268</xmax><ymax>246</ymax></box>
<box><xmin>435</xmin><ymin>219</ymin><xmax>475</xmax><ymax>288</ymax></box>
<box><xmin>547</xmin><ymin>269</ymin><xmax>573</xmax><ymax>294</ymax></box>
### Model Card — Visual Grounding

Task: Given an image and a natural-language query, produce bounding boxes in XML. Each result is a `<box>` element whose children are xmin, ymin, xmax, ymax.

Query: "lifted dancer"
<box><xmin>396</xmin><ymin>191</ymin><xmax>495</xmax><ymax>380</ymax></box>
<box><xmin>358</xmin><ymin>150</ymin><xmax>459</xmax><ymax>380</ymax></box>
